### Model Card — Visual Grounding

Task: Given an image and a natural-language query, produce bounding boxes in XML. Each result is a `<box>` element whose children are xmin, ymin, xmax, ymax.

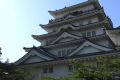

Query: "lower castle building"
<box><xmin>16</xmin><ymin>0</ymin><xmax>120</xmax><ymax>79</ymax></box>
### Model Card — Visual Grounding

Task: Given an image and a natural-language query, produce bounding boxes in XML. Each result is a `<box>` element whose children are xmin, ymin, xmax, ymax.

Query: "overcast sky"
<box><xmin>0</xmin><ymin>0</ymin><xmax>120</xmax><ymax>62</ymax></box>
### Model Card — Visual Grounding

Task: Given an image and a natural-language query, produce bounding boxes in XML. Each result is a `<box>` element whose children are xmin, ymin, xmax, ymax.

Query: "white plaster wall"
<box><xmin>30</xmin><ymin>64</ymin><xmax>72</xmax><ymax>80</ymax></box>
<box><xmin>106</xmin><ymin>31</ymin><xmax>120</xmax><ymax>46</ymax></box>
<box><xmin>76</xmin><ymin>46</ymin><xmax>101</xmax><ymax>55</ymax></box>
<box><xmin>42</xmin><ymin>64</ymin><xmax>70</xmax><ymax>78</ymax></box>
<box><xmin>94</xmin><ymin>39</ymin><xmax>113</xmax><ymax>48</ymax></box>
<box><xmin>96</xmin><ymin>28</ymin><xmax>104</xmax><ymax>35</ymax></box>
<box><xmin>24</xmin><ymin>56</ymin><xmax>44</xmax><ymax>64</ymax></box>
<box><xmin>91</xmin><ymin>17</ymin><xmax>99</xmax><ymax>23</ymax></box>
<box><xmin>109</xmin><ymin>33</ymin><xmax>117</xmax><ymax>45</ymax></box>
<box><xmin>41</xmin><ymin>35</ymin><xmax>58</xmax><ymax>46</ymax></box>
<box><xmin>117</xmin><ymin>36</ymin><xmax>120</xmax><ymax>46</ymax></box>
<box><xmin>59</xmin><ymin>37</ymin><xmax>76</xmax><ymax>43</ymax></box>
<box><xmin>81</xmin><ymin>17</ymin><xmax>99</xmax><ymax>25</ymax></box>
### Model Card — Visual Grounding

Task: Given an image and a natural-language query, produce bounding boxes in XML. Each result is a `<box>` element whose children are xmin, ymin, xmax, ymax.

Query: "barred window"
<box><xmin>68</xmin><ymin>65</ymin><xmax>74</xmax><ymax>72</ymax></box>
<box><xmin>87</xmin><ymin>32</ymin><xmax>91</xmax><ymax>37</ymax></box>
<box><xmin>82</xmin><ymin>31</ymin><xmax>96</xmax><ymax>37</ymax></box>
<box><xmin>92</xmin><ymin>31</ymin><xmax>96</xmax><ymax>36</ymax></box>
<box><xmin>43</xmin><ymin>66</ymin><xmax>53</xmax><ymax>73</ymax></box>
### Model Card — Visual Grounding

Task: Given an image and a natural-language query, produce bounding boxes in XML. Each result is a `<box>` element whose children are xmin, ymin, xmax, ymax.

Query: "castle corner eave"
<box><xmin>48</xmin><ymin>0</ymin><xmax>101</xmax><ymax>18</ymax></box>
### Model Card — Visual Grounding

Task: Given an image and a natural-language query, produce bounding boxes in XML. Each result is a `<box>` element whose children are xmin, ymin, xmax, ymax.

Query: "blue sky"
<box><xmin>0</xmin><ymin>0</ymin><xmax>120</xmax><ymax>62</ymax></box>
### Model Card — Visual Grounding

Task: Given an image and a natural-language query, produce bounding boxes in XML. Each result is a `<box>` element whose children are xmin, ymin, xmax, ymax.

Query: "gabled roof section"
<box><xmin>48</xmin><ymin>0</ymin><xmax>101</xmax><ymax>17</ymax></box>
<box><xmin>106</xmin><ymin>28</ymin><xmax>120</xmax><ymax>46</ymax></box>
<box><xmin>68</xmin><ymin>40</ymin><xmax>113</xmax><ymax>56</ymax></box>
<box><xmin>106</xmin><ymin>27</ymin><xmax>120</xmax><ymax>33</ymax></box>
<box><xmin>51</xmin><ymin>32</ymin><xmax>81</xmax><ymax>44</ymax></box>
<box><xmin>56</xmin><ymin>24</ymin><xmax>78</xmax><ymax>33</ymax></box>
<box><xmin>23</xmin><ymin>47</ymin><xmax>32</xmax><ymax>52</ymax></box>
<box><xmin>16</xmin><ymin>46</ymin><xmax>57</xmax><ymax>65</ymax></box>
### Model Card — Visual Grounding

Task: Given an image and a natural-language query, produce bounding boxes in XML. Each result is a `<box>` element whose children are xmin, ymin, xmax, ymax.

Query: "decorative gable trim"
<box><xmin>51</xmin><ymin>32</ymin><xmax>80</xmax><ymax>44</ymax></box>
<box><xmin>15</xmin><ymin>47</ymin><xmax>54</xmax><ymax>65</ymax></box>
<box><xmin>68</xmin><ymin>40</ymin><xmax>113</xmax><ymax>56</ymax></box>
<box><xmin>55</xmin><ymin>24</ymin><xmax>77</xmax><ymax>34</ymax></box>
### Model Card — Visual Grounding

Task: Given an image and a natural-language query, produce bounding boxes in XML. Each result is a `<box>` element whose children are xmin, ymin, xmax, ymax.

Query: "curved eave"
<box><xmin>39</xmin><ymin>24</ymin><xmax>52</xmax><ymax>32</ymax></box>
<box><xmin>39</xmin><ymin>24</ymin><xmax>46</xmax><ymax>28</ymax></box>
<box><xmin>17</xmin><ymin>50</ymin><xmax>120</xmax><ymax>66</ymax></box>
<box><xmin>106</xmin><ymin>28</ymin><xmax>120</xmax><ymax>35</ymax></box>
<box><xmin>45</xmin><ymin>9</ymin><xmax>106</xmax><ymax>28</ymax></box>
<box><xmin>48</xmin><ymin>0</ymin><xmax>101</xmax><ymax>16</ymax></box>
<box><xmin>106</xmin><ymin>28</ymin><xmax>120</xmax><ymax>32</ymax></box>
<box><xmin>43</xmin><ymin>34</ymin><xmax>107</xmax><ymax>48</ymax></box>
<box><xmin>32</xmin><ymin>20</ymin><xmax>111</xmax><ymax>41</ymax></box>
<box><xmin>32</xmin><ymin>35</ymin><xmax>43</xmax><ymax>42</ymax></box>
<box><xmin>23</xmin><ymin>47</ymin><xmax>32</xmax><ymax>52</ymax></box>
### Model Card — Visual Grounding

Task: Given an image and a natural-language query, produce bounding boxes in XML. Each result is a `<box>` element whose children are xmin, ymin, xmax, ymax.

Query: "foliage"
<box><xmin>71</xmin><ymin>56</ymin><xmax>120</xmax><ymax>80</ymax></box>
<box><xmin>39</xmin><ymin>76</ymin><xmax>76</xmax><ymax>80</ymax></box>
<box><xmin>39</xmin><ymin>55</ymin><xmax>120</xmax><ymax>80</ymax></box>
<box><xmin>0</xmin><ymin>61</ymin><xmax>30</xmax><ymax>80</ymax></box>
<box><xmin>0</xmin><ymin>51</ymin><xmax>31</xmax><ymax>80</ymax></box>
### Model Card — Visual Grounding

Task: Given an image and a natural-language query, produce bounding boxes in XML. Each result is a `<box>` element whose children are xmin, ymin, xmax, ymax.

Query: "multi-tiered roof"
<box><xmin>16</xmin><ymin>0</ymin><xmax>120</xmax><ymax>66</ymax></box>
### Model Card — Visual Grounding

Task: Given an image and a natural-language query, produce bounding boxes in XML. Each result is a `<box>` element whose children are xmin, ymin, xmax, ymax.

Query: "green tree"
<box><xmin>0</xmin><ymin>53</ymin><xmax>30</xmax><ymax>80</ymax></box>
<box><xmin>71</xmin><ymin>55</ymin><xmax>120</xmax><ymax>80</ymax></box>
<box><xmin>32</xmin><ymin>55</ymin><xmax>120</xmax><ymax>80</ymax></box>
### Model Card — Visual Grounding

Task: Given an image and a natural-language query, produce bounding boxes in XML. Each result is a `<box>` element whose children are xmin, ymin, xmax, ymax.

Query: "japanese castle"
<box><xmin>16</xmin><ymin>0</ymin><xmax>120</xmax><ymax>79</ymax></box>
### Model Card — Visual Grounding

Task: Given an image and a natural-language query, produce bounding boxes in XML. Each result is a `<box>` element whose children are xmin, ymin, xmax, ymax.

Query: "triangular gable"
<box><xmin>56</xmin><ymin>24</ymin><xmax>77</xmax><ymax>33</ymax></box>
<box><xmin>76</xmin><ymin>45</ymin><xmax>103</xmax><ymax>55</ymax></box>
<box><xmin>68</xmin><ymin>40</ymin><xmax>113</xmax><ymax>56</ymax></box>
<box><xmin>51</xmin><ymin>32</ymin><xmax>80</xmax><ymax>44</ymax></box>
<box><xmin>23</xmin><ymin>55</ymin><xmax>46</xmax><ymax>64</ymax></box>
<box><xmin>16</xmin><ymin>48</ymin><xmax>53</xmax><ymax>65</ymax></box>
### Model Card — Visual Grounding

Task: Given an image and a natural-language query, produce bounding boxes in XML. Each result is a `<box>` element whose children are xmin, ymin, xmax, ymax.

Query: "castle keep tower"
<box><xmin>16</xmin><ymin>0</ymin><xmax>120</xmax><ymax>79</ymax></box>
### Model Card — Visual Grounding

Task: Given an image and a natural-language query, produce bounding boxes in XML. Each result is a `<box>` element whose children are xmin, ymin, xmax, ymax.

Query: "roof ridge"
<box><xmin>33</xmin><ymin>47</ymin><xmax>57</xmax><ymax>59</ymax></box>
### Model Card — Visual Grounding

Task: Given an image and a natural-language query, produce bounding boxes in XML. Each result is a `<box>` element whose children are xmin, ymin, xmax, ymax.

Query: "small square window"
<box><xmin>68</xmin><ymin>65</ymin><xmax>74</xmax><ymax>72</ymax></box>
<box><xmin>43</xmin><ymin>67</ymin><xmax>47</xmax><ymax>73</ymax></box>
<box><xmin>82</xmin><ymin>33</ymin><xmax>86</xmax><ymax>37</ymax></box>
<box><xmin>87</xmin><ymin>32</ymin><xmax>91</xmax><ymax>37</ymax></box>
<box><xmin>49</xmin><ymin>67</ymin><xmax>53</xmax><ymax>73</ymax></box>
<box><xmin>92</xmin><ymin>31</ymin><xmax>96</xmax><ymax>36</ymax></box>
<box><xmin>43</xmin><ymin>67</ymin><xmax>54</xmax><ymax>73</ymax></box>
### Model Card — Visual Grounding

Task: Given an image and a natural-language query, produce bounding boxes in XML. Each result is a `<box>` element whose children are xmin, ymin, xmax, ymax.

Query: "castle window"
<box><xmin>58</xmin><ymin>50</ymin><xmax>66</xmax><ymax>57</ymax></box>
<box><xmin>68</xmin><ymin>65</ymin><xmax>74</xmax><ymax>72</ymax></box>
<box><xmin>58</xmin><ymin>49</ymin><xmax>74</xmax><ymax>57</ymax></box>
<box><xmin>43</xmin><ymin>66</ymin><xmax>53</xmax><ymax>73</ymax></box>
<box><xmin>49</xmin><ymin>67</ymin><xmax>53</xmax><ymax>73</ymax></box>
<box><xmin>82</xmin><ymin>31</ymin><xmax>96</xmax><ymax>37</ymax></box>
<box><xmin>43</xmin><ymin>67</ymin><xmax>47</xmax><ymax>73</ymax></box>
<box><xmin>82</xmin><ymin>33</ymin><xmax>86</xmax><ymax>37</ymax></box>
<box><xmin>68</xmin><ymin>65</ymin><xmax>77</xmax><ymax>72</ymax></box>
<box><xmin>67</xmin><ymin>49</ymin><xmax>71</xmax><ymax>55</ymax></box>
<box><xmin>87</xmin><ymin>32</ymin><xmax>91</xmax><ymax>37</ymax></box>
<box><xmin>92</xmin><ymin>31</ymin><xmax>96</xmax><ymax>36</ymax></box>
